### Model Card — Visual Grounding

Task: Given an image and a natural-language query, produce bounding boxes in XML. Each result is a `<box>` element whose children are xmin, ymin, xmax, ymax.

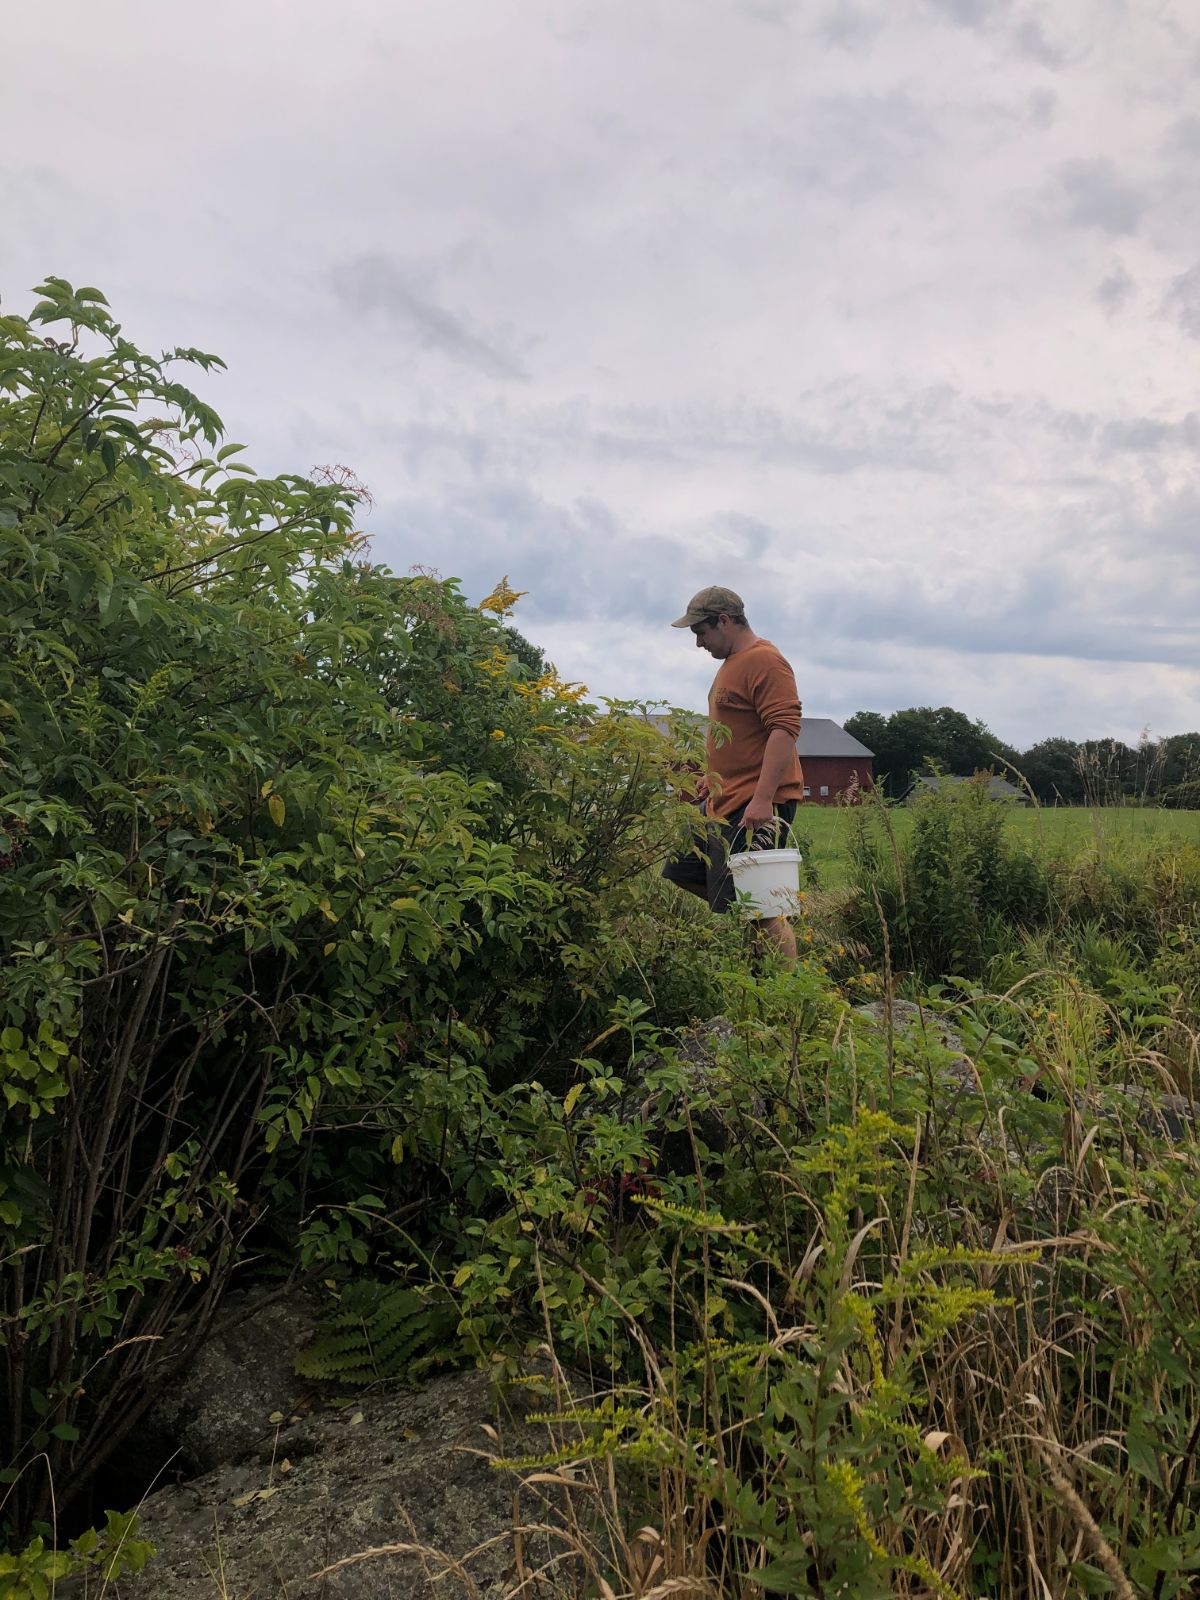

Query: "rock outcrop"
<box><xmin>116</xmin><ymin>1297</ymin><xmax>550</xmax><ymax>1600</ymax></box>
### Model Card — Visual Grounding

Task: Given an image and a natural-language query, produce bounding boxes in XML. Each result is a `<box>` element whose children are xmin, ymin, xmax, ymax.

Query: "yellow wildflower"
<box><xmin>513</xmin><ymin>668</ymin><xmax>590</xmax><ymax>703</ymax></box>
<box><xmin>478</xmin><ymin>575</ymin><xmax>528</xmax><ymax>617</ymax></box>
<box><xmin>478</xmin><ymin>645</ymin><xmax>511</xmax><ymax>679</ymax></box>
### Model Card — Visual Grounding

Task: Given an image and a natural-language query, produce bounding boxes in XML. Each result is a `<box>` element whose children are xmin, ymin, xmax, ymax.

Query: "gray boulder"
<box><xmin>115</xmin><ymin>1297</ymin><xmax>555</xmax><ymax>1600</ymax></box>
<box><xmin>1109</xmin><ymin>1084</ymin><xmax>1198</xmax><ymax>1143</ymax></box>
<box><xmin>152</xmin><ymin>1291</ymin><xmax>320</xmax><ymax>1473</ymax></box>
<box><xmin>854</xmin><ymin>999</ymin><xmax>981</xmax><ymax>1098</ymax></box>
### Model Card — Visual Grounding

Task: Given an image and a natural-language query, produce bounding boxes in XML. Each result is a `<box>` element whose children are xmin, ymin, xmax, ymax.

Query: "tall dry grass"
<box><xmin>486</xmin><ymin>974</ymin><xmax>1200</xmax><ymax>1599</ymax></box>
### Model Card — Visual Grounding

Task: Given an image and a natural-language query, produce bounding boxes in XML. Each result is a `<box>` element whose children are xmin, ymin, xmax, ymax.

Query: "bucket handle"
<box><xmin>745</xmin><ymin>814</ymin><xmax>785</xmax><ymax>853</ymax></box>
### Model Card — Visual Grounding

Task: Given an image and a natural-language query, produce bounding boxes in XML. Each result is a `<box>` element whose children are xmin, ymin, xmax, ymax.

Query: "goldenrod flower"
<box><xmin>478</xmin><ymin>575</ymin><xmax>528</xmax><ymax>616</ymax></box>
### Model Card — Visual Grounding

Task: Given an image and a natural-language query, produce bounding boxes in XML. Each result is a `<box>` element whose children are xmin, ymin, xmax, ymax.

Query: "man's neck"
<box><xmin>724</xmin><ymin>628</ymin><xmax>760</xmax><ymax>657</ymax></box>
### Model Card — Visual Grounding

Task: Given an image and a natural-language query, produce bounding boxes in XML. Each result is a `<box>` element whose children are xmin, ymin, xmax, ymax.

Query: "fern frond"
<box><xmin>295</xmin><ymin>1280</ymin><xmax>457</xmax><ymax>1384</ymax></box>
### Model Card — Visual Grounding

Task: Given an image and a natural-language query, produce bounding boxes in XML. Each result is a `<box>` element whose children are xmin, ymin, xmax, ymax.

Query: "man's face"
<box><xmin>691</xmin><ymin>613</ymin><xmax>735</xmax><ymax>659</ymax></box>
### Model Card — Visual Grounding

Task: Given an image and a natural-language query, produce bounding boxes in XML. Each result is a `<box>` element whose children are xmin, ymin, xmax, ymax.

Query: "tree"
<box><xmin>844</xmin><ymin>707</ymin><xmax>1016</xmax><ymax>798</ymax></box>
<box><xmin>842</xmin><ymin>711</ymin><xmax>888</xmax><ymax>758</ymax></box>
<box><xmin>1075</xmin><ymin>737</ymin><xmax>1137</xmax><ymax>806</ymax></box>
<box><xmin>1016</xmin><ymin>737</ymin><xmax>1084</xmax><ymax>804</ymax></box>
<box><xmin>1162</xmin><ymin>733</ymin><xmax>1200</xmax><ymax>790</ymax></box>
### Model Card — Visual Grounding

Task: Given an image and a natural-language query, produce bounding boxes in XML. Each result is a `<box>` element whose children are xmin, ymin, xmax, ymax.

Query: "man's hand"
<box><xmin>695</xmin><ymin>775</ymin><xmax>711</xmax><ymax>802</ymax></box>
<box><xmin>741</xmin><ymin>728</ymin><xmax>798</xmax><ymax>836</ymax></box>
<box><xmin>741</xmin><ymin>794</ymin><xmax>775</xmax><ymax>831</ymax></box>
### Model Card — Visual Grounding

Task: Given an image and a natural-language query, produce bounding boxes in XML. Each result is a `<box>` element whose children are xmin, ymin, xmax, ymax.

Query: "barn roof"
<box><xmin>796</xmin><ymin>718</ymin><xmax>874</xmax><ymax>758</ymax></box>
<box><xmin>641</xmin><ymin>711</ymin><xmax>874</xmax><ymax>759</ymax></box>
<box><xmin>909</xmin><ymin>774</ymin><xmax>1025</xmax><ymax>801</ymax></box>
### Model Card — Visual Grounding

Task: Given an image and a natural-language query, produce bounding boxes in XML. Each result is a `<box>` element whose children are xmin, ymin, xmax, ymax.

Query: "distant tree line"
<box><xmin>842</xmin><ymin>707</ymin><xmax>1200</xmax><ymax>807</ymax></box>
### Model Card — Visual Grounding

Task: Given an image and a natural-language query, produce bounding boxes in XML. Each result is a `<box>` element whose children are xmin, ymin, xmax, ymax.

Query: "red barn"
<box><xmin>644</xmin><ymin>711</ymin><xmax>874</xmax><ymax>805</ymax></box>
<box><xmin>797</xmin><ymin>718</ymin><xmax>874</xmax><ymax>804</ymax></box>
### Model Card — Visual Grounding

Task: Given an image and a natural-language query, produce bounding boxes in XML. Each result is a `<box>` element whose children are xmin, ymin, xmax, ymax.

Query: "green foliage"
<box><xmin>472</xmin><ymin>981</ymin><xmax>1017</xmax><ymax>1596</ymax></box>
<box><xmin>843</xmin><ymin>782</ymin><xmax>1200</xmax><ymax>986</ymax></box>
<box><xmin>8</xmin><ymin>275</ymin><xmax>1200</xmax><ymax>1595</ymax></box>
<box><xmin>1016</xmin><ymin>734</ymin><xmax>1088</xmax><ymax>804</ymax></box>
<box><xmin>845</xmin><ymin>713</ymin><xmax>1200</xmax><ymax>806</ymax></box>
<box><xmin>1054</xmin><ymin>839</ymin><xmax>1200</xmax><ymax>962</ymax></box>
<box><xmin>0</xmin><ymin>278</ymin><xmax>703</xmax><ymax>1534</ymax></box>
<box><xmin>846</xmin><ymin>779</ymin><xmax>1051</xmax><ymax>976</ymax></box>
<box><xmin>0</xmin><ymin>1511</ymin><xmax>152</xmax><ymax>1600</ymax></box>
<box><xmin>1015</xmin><ymin>731</ymin><xmax>1200</xmax><ymax>807</ymax></box>
<box><xmin>294</xmin><ymin>1281</ymin><xmax>458</xmax><ymax>1386</ymax></box>
<box><xmin>1162</xmin><ymin>777</ymin><xmax>1200</xmax><ymax>810</ymax></box>
<box><xmin>473</xmin><ymin>954</ymin><xmax>1200</xmax><ymax>1597</ymax></box>
<box><xmin>844</xmin><ymin>706</ymin><xmax>1017</xmax><ymax>799</ymax></box>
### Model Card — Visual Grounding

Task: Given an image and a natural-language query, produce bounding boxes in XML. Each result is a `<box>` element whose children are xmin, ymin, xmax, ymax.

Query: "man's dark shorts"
<box><xmin>661</xmin><ymin>800</ymin><xmax>798</xmax><ymax>914</ymax></box>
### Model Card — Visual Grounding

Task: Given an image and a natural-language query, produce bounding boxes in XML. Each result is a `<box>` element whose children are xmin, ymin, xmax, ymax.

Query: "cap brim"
<box><xmin>671</xmin><ymin>612</ymin><xmax>701</xmax><ymax>628</ymax></box>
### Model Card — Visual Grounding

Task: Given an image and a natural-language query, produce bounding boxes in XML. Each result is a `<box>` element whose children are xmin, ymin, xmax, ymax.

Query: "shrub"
<box><xmin>466</xmin><ymin>960</ymin><xmax>1200</xmax><ymax>1597</ymax></box>
<box><xmin>845</xmin><ymin>779</ymin><xmax>1052</xmax><ymax>978</ymax></box>
<box><xmin>0</xmin><ymin>280</ymin><xmax>701</xmax><ymax>1533</ymax></box>
<box><xmin>1162</xmin><ymin>778</ymin><xmax>1200</xmax><ymax>810</ymax></box>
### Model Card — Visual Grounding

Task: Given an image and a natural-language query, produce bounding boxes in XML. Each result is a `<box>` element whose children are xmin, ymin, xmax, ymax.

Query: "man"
<box><xmin>662</xmin><ymin>586</ymin><xmax>804</xmax><ymax>961</ymax></box>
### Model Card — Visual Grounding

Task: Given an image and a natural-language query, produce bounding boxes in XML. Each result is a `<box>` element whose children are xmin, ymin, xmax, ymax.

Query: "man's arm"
<box><xmin>741</xmin><ymin>728</ymin><xmax>798</xmax><ymax>829</ymax></box>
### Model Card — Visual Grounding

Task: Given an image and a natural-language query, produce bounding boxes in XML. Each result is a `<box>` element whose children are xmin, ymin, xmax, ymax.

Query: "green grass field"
<box><xmin>796</xmin><ymin>803</ymin><xmax>1200</xmax><ymax>889</ymax></box>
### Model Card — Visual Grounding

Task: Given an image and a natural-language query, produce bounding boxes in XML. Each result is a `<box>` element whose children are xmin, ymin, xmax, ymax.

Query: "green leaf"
<box><xmin>1126</xmin><ymin>1414</ymin><xmax>1165</xmax><ymax>1489</ymax></box>
<box><xmin>1133</xmin><ymin>1536</ymin><xmax>1192</xmax><ymax>1573</ymax></box>
<box><xmin>65</xmin><ymin>565</ymin><xmax>95</xmax><ymax>605</ymax></box>
<box><xmin>753</xmin><ymin>1556</ymin><xmax>818</xmax><ymax>1591</ymax></box>
<box><xmin>1069</xmin><ymin>1560</ymin><xmax>1116</xmax><ymax>1593</ymax></box>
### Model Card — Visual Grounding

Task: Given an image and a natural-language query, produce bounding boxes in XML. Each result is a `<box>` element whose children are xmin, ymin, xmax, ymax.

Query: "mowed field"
<box><xmin>797</xmin><ymin>803</ymin><xmax>1200</xmax><ymax>890</ymax></box>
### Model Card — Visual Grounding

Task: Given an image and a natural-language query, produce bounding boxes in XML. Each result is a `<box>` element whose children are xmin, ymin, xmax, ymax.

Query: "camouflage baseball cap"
<box><xmin>671</xmin><ymin>585</ymin><xmax>745</xmax><ymax>628</ymax></box>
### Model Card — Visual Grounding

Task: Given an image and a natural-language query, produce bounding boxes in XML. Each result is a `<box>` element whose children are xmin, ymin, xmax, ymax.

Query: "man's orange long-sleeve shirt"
<box><xmin>706</xmin><ymin>638</ymin><xmax>805</xmax><ymax>820</ymax></box>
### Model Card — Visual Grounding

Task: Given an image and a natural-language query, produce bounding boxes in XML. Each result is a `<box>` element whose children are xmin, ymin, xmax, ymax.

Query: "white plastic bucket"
<box><xmin>726</xmin><ymin>848</ymin><xmax>803</xmax><ymax>918</ymax></box>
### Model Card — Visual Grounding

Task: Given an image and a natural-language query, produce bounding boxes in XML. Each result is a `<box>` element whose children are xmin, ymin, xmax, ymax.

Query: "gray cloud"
<box><xmin>1166</xmin><ymin>116</ymin><xmax>1200</xmax><ymax>157</ymax></box>
<box><xmin>1014</xmin><ymin>17</ymin><xmax>1066</xmax><ymax>68</ymax></box>
<box><xmin>1098</xmin><ymin>414</ymin><xmax>1200</xmax><ymax>453</ymax></box>
<box><xmin>797</xmin><ymin>551</ymin><xmax>1199</xmax><ymax>669</ymax></box>
<box><xmin>1163</xmin><ymin>261</ymin><xmax>1200</xmax><ymax>338</ymax></box>
<box><xmin>771</xmin><ymin>89</ymin><xmax>944</xmax><ymax>204</ymax></box>
<box><xmin>928</xmin><ymin>0</ymin><xmax>1011</xmax><ymax>30</ymax></box>
<box><xmin>352</xmin><ymin>387</ymin><xmax>971</xmax><ymax>483</ymax></box>
<box><xmin>330</xmin><ymin>254</ymin><xmax>527</xmax><ymax>381</ymax></box>
<box><xmin>1026</xmin><ymin>88</ymin><xmax>1058</xmax><ymax>130</ymax></box>
<box><xmin>373</xmin><ymin>481</ymin><xmax>695</xmax><ymax>632</ymax></box>
<box><xmin>816</xmin><ymin>5</ymin><xmax>886</xmax><ymax>52</ymax></box>
<box><xmin>363</xmin><ymin>383</ymin><xmax>1200</xmax><ymax>488</ymax></box>
<box><xmin>365</xmin><ymin>424</ymin><xmax>1200</xmax><ymax>671</ymax></box>
<box><xmin>1097</xmin><ymin>260</ymin><xmax>1135</xmax><ymax>315</ymax></box>
<box><xmin>4</xmin><ymin>0</ymin><xmax>1199</xmax><ymax>745</ymax></box>
<box><xmin>1053</xmin><ymin>159</ymin><xmax>1146</xmax><ymax>236</ymax></box>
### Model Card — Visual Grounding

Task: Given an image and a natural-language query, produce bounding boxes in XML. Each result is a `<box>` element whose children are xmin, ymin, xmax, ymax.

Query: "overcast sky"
<box><xmin>4</xmin><ymin>0</ymin><xmax>1198</xmax><ymax>746</ymax></box>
